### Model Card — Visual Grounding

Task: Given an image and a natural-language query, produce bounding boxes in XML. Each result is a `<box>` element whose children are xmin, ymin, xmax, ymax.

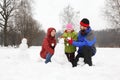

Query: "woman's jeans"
<box><xmin>45</xmin><ymin>53</ymin><xmax>52</xmax><ymax>64</ymax></box>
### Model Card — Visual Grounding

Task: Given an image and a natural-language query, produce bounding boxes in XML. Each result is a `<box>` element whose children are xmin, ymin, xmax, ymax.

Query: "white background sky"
<box><xmin>32</xmin><ymin>0</ymin><xmax>106</xmax><ymax>32</ymax></box>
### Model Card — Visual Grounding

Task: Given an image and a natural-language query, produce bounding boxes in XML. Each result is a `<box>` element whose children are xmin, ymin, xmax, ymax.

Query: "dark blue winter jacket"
<box><xmin>72</xmin><ymin>27</ymin><xmax>96</xmax><ymax>55</ymax></box>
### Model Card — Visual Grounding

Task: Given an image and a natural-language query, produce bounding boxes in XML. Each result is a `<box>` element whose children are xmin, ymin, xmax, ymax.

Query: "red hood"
<box><xmin>47</xmin><ymin>27</ymin><xmax>56</xmax><ymax>38</ymax></box>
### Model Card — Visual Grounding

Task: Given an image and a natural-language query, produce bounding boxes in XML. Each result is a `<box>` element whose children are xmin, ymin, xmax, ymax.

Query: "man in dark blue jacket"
<box><xmin>67</xmin><ymin>18</ymin><xmax>96</xmax><ymax>67</ymax></box>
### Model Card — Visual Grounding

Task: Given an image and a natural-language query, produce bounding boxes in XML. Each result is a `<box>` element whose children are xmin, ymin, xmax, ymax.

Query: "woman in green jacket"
<box><xmin>60</xmin><ymin>23</ymin><xmax>77</xmax><ymax>67</ymax></box>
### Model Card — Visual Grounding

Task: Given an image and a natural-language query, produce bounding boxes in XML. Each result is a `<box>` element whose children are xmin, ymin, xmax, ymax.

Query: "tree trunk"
<box><xmin>3</xmin><ymin>20</ymin><xmax>8</xmax><ymax>46</ymax></box>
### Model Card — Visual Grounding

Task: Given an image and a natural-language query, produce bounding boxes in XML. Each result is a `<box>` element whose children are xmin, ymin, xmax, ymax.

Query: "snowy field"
<box><xmin>0</xmin><ymin>43</ymin><xmax>120</xmax><ymax>80</ymax></box>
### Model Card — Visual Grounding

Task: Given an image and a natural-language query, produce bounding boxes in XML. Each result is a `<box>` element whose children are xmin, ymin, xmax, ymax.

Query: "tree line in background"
<box><xmin>95</xmin><ymin>29</ymin><xmax>120</xmax><ymax>47</ymax></box>
<box><xmin>0</xmin><ymin>0</ymin><xmax>120</xmax><ymax>47</ymax></box>
<box><xmin>0</xmin><ymin>0</ymin><xmax>45</xmax><ymax>47</ymax></box>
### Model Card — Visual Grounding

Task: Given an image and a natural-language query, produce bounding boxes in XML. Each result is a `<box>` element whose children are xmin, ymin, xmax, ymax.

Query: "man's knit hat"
<box><xmin>80</xmin><ymin>18</ymin><xmax>89</xmax><ymax>27</ymax></box>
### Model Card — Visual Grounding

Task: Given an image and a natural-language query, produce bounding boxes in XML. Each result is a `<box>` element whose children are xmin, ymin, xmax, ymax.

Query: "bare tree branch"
<box><xmin>0</xmin><ymin>23</ymin><xmax>4</xmax><ymax>28</ymax></box>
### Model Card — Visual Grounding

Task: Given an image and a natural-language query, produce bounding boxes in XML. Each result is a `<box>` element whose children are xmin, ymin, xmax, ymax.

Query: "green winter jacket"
<box><xmin>61</xmin><ymin>30</ymin><xmax>77</xmax><ymax>53</ymax></box>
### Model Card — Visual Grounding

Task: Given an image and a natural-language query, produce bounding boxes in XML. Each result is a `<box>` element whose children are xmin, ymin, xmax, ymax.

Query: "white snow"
<box><xmin>0</xmin><ymin>43</ymin><xmax>120</xmax><ymax>80</ymax></box>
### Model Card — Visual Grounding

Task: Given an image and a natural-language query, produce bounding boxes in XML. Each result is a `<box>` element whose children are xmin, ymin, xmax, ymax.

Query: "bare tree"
<box><xmin>104</xmin><ymin>0</ymin><xmax>120</xmax><ymax>46</ymax></box>
<box><xmin>104</xmin><ymin>0</ymin><xmax>120</xmax><ymax>30</ymax></box>
<box><xmin>0</xmin><ymin>0</ymin><xmax>16</xmax><ymax>46</ymax></box>
<box><xmin>59</xmin><ymin>5</ymin><xmax>80</xmax><ymax>31</ymax></box>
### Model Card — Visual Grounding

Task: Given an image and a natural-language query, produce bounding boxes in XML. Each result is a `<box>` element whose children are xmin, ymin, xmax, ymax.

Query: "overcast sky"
<box><xmin>32</xmin><ymin>0</ymin><xmax>106</xmax><ymax>32</ymax></box>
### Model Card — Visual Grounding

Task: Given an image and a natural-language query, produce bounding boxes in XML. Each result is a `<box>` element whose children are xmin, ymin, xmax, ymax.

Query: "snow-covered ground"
<box><xmin>0</xmin><ymin>43</ymin><xmax>120</xmax><ymax>80</ymax></box>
